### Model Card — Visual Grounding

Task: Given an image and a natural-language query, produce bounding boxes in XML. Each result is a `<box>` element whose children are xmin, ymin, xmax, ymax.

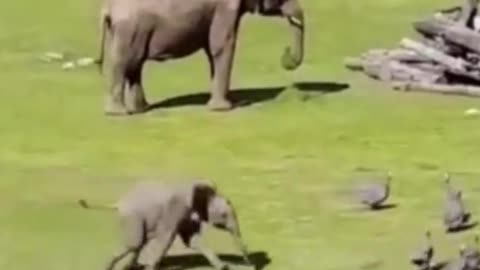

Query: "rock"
<box><xmin>45</xmin><ymin>52</ymin><xmax>65</xmax><ymax>60</ymax></box>
<box><xmin>62</xmin><ymin>62</ymin><xmax>76</xmax><ymax>70</ymax></box>
<box><xmin>76</xmin><ymin>57</ymin><xmax>95</xmax><ymax>67</ymax></box>
<box><xmin>464</xmin><ymin>108</ymin><xmax>480</xmax><ymax>116</ymax></box>
<box><xmin>39</xmin><ymin>52</ymin><xmax>65</xmax><ymax>62</ymax></box>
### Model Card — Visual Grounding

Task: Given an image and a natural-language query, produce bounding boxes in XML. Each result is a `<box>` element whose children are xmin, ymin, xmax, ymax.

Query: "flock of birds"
<box><xmin>354</xmin><ymin>172</ymin><xmax>479</xmax><ymax>270</ymax></box>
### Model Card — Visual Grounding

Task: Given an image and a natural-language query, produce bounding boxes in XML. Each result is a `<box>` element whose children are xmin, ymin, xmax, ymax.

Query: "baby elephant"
<box><xmin>78</xmin><ymin>181</ymin><xmax>250</xmax><ymax>270</ymax></box>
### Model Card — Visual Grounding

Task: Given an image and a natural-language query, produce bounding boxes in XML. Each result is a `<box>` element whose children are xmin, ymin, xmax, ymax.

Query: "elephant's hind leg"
<box><xmin>142</xmin><ymin>228</ymin><xmax>177</xmax><ymax>270</ymax></box>
<box><xmin>107</xmin><ymin>213</ymin><xmax>147</xmax><ymax>270</ymax></box>
<box><xmin>106</xmin><ymin>248</ymin><xmax>132</xmax><ymax>270</ymax></box>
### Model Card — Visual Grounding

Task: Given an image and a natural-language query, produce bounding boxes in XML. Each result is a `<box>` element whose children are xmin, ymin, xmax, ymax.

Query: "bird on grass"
<box><xmin>356</xmin><ymin>171</ymin><xmax>392</xmax><ymax>210</ymax></box>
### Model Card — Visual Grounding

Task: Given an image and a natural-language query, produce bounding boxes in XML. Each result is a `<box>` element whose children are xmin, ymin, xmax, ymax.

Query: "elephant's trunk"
<box><xmin>281</xmin><ymin>0</ymin><xmax>304</xmax><ymax>70</ymax></box>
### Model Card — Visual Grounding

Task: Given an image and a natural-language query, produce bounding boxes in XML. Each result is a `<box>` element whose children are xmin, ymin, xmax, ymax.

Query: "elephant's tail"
<box><xmin>78</xmin><ymin>199</ymin><xmax>117</xmax><ymax>211</ymax></box>
<box><xmin>95</xmin><ymin>13</ymin><xmax>112</xmax><ymax>74</ymax></box>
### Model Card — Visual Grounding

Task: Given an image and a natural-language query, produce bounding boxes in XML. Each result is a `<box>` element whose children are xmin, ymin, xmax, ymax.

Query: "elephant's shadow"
<box><xmin>148</xmin><ymin>81</ymin><xmax>349</xmax><ymax>110</ymax></box>
<box><xmin>157</xmin><ymin>251</ymin><xmax>271</xmax><ymax>270</ymax></box>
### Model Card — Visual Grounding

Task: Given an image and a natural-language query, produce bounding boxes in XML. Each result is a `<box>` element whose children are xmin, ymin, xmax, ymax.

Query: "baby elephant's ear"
<box><xmin>194</xmin><ymin>180</ymin><xmax>217</xmax><ymax>193</ymax></box>
<box><xmin>191</xmin><ymin>181</ymin><xmax>217</xmax><ymax>220</ymax></box>
<box><xmin>261</xmin><ymin>0</ymin><xmax>283</xmax><ymax>11</ymax></box>
<box><xmin>243</xmin><ymin>0</ymin><xmax>259</xmax><ymax>13</ymax></box>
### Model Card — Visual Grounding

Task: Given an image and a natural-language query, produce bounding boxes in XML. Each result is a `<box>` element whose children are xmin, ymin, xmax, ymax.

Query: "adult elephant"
<box><xmin>96</xmin><ymin>0</ymin><xmax>305</xmax><ymax>115</ymax></box>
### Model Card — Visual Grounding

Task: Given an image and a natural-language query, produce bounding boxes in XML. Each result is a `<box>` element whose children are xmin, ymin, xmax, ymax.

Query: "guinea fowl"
<box><xmin>443</xmin><ymin>189</ymin><xmax>472</xmax><ymax>232</ymax></box>
<box><xmin>356</xmin><ymin>171</ymin><xmax>392</xmax><ymax>210</ymax></box>
<box><xmin>444</xmin><ymin>172</ymin><xmax>460</xmax><ymax>199</ymax></box>
<box><xmin>411</xmin><ymin>231</ymin><xmax>435</xmax><ymax>270</ymax></box>
<box><xmin>444</xmin><ymin>257</ymin><xmax>468</xmax><ymax>270</ymax></box>
<box><xmin>460</xmin><ymin>235</ymin><xmax>480</xmax><ymax>270</ymax></box>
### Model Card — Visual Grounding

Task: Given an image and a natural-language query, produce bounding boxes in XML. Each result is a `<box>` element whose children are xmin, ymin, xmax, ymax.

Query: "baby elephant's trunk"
<box><xmin>229</xmin><ymin>215</ymin><xmax>251</xmax><ymax>265</ymax></box>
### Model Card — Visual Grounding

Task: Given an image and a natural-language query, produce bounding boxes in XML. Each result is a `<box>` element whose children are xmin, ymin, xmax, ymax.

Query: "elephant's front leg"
<box><xmin>142</xmin><ymin>228</ymin><xmax>177</xmax><ymax>270</ymax></box>
<box><xmin>124</xmin><ymin>26</ymin><xmax>151</xmax><ymax>114</ymax></box>
<box><xmin>125</xmin><ymin>66</ymin><xmax>149</xmax><ymax>114</ymax></box>
<box><xmin>105</xmin><ymin>38</ymin><xmax>129</xmax><ymax>115</ymax></box>
<box><xmin>190</xmin><ymin>233</ymin><xmax>229</xmax><ymax>270</ymax></box>
<box><xmin>206</xmin><ymin>0</ymin><xmax>241</xmax><ymax>111</ymax></box>
<box><xmin>105</xmin><ymin>62</ymin><xmax>128</xmax><ymax>115</ymax></box>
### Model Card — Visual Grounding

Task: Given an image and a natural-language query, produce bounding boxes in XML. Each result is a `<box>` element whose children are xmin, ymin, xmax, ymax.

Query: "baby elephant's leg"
<box><xmin>142</xmin><ymin>226</ymin><xmax>177</xmax><ymax>270</ymax></box>
<box><xmin>107</xmin><ymin>214</ymin><xmax>146</xmax><ymax>270</ymax></box>
<box><xmin>106</xmin><ymin>249</ymin><xmax>133</xmax><ymax>270</ymax></box>
<box><xmin>189</xmin><ymin>233</ymin><xmax>229</xmax><ymax>270</ymax></box>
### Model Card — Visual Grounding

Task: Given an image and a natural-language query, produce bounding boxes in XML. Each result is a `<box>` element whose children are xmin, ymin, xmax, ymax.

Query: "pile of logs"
<box><xmin>345</xmin><ymin>0</ymin><xmax>480</xmax><ymax>98</ymax></box>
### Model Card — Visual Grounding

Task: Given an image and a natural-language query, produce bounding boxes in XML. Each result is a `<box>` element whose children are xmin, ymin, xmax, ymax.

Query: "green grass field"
<box><xmin>2</xmin><ymin>0</ymin><xmax>480</xmax><ymax>269</ymax></box>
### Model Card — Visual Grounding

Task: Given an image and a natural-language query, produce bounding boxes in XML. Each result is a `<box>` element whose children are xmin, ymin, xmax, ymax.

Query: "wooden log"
<box><xmin>382</xmin><ymin>61</ymin><xmax>443</xmax><ymax>83</ymax></box>
<box><xmin>400</xmin><ymin>38</ymin><xmax>480</xmax><ymax>82</ymax></box>
<box><xmin>420</xmin><ymin>35</ymin><xmax>464</xmax><ymax>56</ymax></box>
<box><xmin>358</xmin><ymin>58</ymin><xmax>444</xmax><ymax>83</ymax></box>
<box><xmin>361</xmin><ymin>49</ymin><xmax>388</xmax><ymax>57</ymax></box>
<box><xmin>440</xmin><ymin>25</ymin><xmax>480</xmax><ymax>53</ymax></box>
<box><xmin>345</xmin><ymin>48</ymin><xmax>433</xmax><ymax>68</ymax></box>
<box><xmin>414</xmin><ymin>16</ymin><xmax>454</xmax><ymax>37</ymax></box>
<box><xmin>384</xmin><ymin>49</ymin><xmax>432</xmax><ymax>63</ymax></box>
<box><xmin>400</xmin><ymin>38</ymin><xmax>467</xmax><ymax>72</ymax></box>
<box><xmin>410</xmin><ymin>62</ymin><xmax>448</xmax><ymax>74</ymax></box>
<box><xmin>392</xmin><ymin>81</ymin><xmax>480</xmax><ymax>97</ymax></box>
<box><xmin>459</xmin><ymin>0</ymin><xmax>479</xmax><ymax>27</ymax></box>
<box><xmin>365</xmin><ymin>60</ymin><xmax>400</xmax><ymax>81</ymax></box>
<box><xmin>344</xmin><ymin>52</ymin><xmax>393</xmax><ymax>72</ymax></box>
<box><xmin>344</xmin><ymin>57</ymin><xmax>365</xmax><ymax>71</ymax></box>
<box><xmin>475</xmin><ymin>15</ymin><xmax>480</xmax><ymax>30</ymax></box>
<box><xmin>414</xmin><ymin>17</ymin><xmax>480</xmax><ymax>54</ymax></box>
<box><xmin>409</xmin><ymin>63</ymin><xmax>448</xmax><ymax>83</ymax></box>
<box><xmin>466</xmin><ymin>52</ymin><xmax>480</xmax><ymax>63</ymax></box>
<box><xmin>361</xmin><ymin>58</ymin><xmax>385</xmax><ymax>80</ymax></box>
<box><xmin>360</xmin><ymin>48</ymin><xmax>430</xmax><ymax>63</ymax></box>
<box><xmin>436</xmin><ymin>5</ymin><xmax>462</xmax><ymax>15</ymax></box>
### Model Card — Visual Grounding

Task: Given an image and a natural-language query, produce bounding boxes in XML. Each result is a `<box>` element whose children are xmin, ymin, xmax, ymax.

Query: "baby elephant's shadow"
<box><xmin>159</xmin><ymin>251</ymin><xmax>271</xmax><ymax>270</ymax></box>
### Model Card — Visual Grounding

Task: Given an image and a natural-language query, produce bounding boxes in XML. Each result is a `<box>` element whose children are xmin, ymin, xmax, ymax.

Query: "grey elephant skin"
<box><xmin>96</xmin><ymin>0</ymin><xmax>305</xmax><ymax>115</ymax></box>
<box><xmin>78</xmin><ymin>181</ymin><xmax>250</xmax><ymax>270</ymax></box>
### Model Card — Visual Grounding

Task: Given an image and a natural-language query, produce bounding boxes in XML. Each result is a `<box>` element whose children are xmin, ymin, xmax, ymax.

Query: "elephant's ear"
<box><xmin>191</xmin><ymin>181</ymin><xmax>217</xmax><ymax>221</ymax></box>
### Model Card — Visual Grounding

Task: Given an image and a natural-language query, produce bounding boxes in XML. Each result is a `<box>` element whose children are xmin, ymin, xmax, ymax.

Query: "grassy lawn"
<box><xmin>2</xmin><ymin>0</ymin><xmax>480</xmax><ymax>270</ymax></box>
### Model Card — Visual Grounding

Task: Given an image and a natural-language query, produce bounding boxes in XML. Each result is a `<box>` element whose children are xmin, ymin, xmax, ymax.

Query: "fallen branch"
<box><xmin>344</xmin><ymin>0</ymin><xmax>480</xmax><ymax>96</ymax></box>
<box><xmin>400</xmin><ymin>38</ymin><xmax>480</xmax><ymax>81</ymax></box>
<box><xmin>344</xmin><ymin>57</ymin><xmax>365</xmax><ymax>71</ymax></box>
<box><xmin>361</xmin><ymin>48</ymin><xmax>431</xmax><ymax>63</ymax></box>
<box><xmin>392</xmin><ymin>81</ymin><xmax>480</xmax><ymax>97</ymax></box>
<box><xmin>375</xmin><ymin>61</ymin><xmax>443</xmax><ymax>82</ymax></box>
<box><xmin>400</xmin><ymin>38</ymin><xmax>466</xmax><ymax>71</ymax></box>
<box><xmin>415</xmin><ymin>16</ymin><xmax>480</xmax><ymax>54</ymax></box>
